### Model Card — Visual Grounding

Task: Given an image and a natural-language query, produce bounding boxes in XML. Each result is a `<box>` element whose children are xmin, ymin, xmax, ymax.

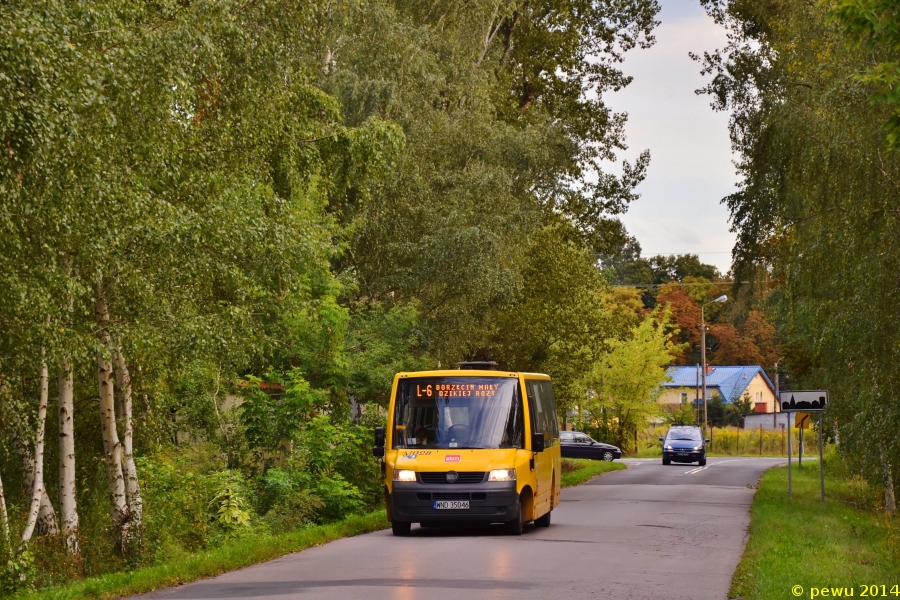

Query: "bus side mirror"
<box><xmin>373</xmin><ymin>426</ymin><xmax>385</xmax><ymax>458</ymax></box>
<box><xmin>531</xmin><ymin>432</ymin><xmax>545</xmax><ymax>453</ymax></box>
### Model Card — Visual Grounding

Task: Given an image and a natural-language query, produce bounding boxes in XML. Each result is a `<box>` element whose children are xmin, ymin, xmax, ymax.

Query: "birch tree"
<box><xmin>95</xmin><ymin>294</ymin><xmax>130</xmax><ymax>548</ymax></box>
<box><xmin>57</xmin><ymin>360</ymin><xmax>79</xmax><ymax>554</ymax></box>
<box><xmin>17</xmin><ymin>438</ymin><xmax>58</xmax><ymax>537</ymax></box>
<box><xmin>0</xmin><ymin>467</ymin><xmax>9</xmax><ymax>549</ymax></box>
<box><xmin>114</xmin><ymin>346</ymin><xmax>142</xmax><ymax>533</ymax></box>
<box><xmin>21</xmin><ymin>356</ymin><xmax>50</xmax><ymax>543</ymax></box>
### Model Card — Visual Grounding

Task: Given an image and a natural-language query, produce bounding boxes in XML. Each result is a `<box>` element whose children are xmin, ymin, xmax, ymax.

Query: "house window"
<box><xmin>681</xmin><ymin>392</ymin><xmax>688</xmax><ymax>404</ymax></box>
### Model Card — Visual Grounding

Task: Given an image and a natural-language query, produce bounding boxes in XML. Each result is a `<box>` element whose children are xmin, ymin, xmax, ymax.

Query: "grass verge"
<box><xmin>20</xmin><ymin>511</ymin><xmax>389</xmax><ymax>600</ymax></box>
<box><xmin>730</xmin><ymin>451</ymin><xmax>899</xmax><ymax>599</ymax></box>
<box><xmin>560</xmin><ymin>458</ymin><xmax>626</xmax><ymax>487</ymax></box>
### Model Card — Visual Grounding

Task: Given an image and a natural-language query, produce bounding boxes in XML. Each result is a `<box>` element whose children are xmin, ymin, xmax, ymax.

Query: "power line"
<box><xmin>641</xmin><ymin>251</ymin><xmax>732</xmax><ymax>255</ymax></box>
<box><xmin>609</xmin><ymin>281</ymin><xmax>751</xmax><ymax>288</ymax></box>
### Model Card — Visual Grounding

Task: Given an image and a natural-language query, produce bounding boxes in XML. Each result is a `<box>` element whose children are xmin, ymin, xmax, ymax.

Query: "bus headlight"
<box><xmin>488</xmin><ymin>469</ymin><xmax>516</xmax><ymax>482</ymax></box>
<box><xmin>393</xmin><ymin>469</ymin><xmax>416</xmax><ymax>482</ymax></box>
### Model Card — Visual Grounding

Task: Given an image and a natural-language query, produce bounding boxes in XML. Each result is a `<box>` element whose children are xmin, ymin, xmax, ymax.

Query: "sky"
<box><xmin>603</xmin><ymin>0</ymin><xmax>737</xmax><ymax>274</ymax></box>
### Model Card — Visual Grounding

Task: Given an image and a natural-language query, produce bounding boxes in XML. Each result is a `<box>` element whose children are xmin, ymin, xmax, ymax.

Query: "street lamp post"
<box><xmin>701</xmin><ymin>295</ymin><xmax>728</xmax><ymax>435</ymax></box>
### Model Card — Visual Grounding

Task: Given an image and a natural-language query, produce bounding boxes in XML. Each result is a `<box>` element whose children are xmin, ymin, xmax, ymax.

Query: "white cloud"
<box><xmin>602</xmin><ymin>0</ymin><xmax>738</xmax><ymax>274</ymax></box>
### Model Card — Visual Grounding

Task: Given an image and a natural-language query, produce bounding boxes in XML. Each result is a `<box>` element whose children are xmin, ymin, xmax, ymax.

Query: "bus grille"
<box><xmin>432</xmin><ymin>492</ymin><xmax>470</xmax><ymax>501</ymax></box>
<box><xmin>418</xmin><ymin>472</ymin><xmax>486</xmax><ymax>484</ymax></box>
<box><xmin>403</xmin><ymin>506</ymin><xmax>506</xmax><ymax>515</ymax></box>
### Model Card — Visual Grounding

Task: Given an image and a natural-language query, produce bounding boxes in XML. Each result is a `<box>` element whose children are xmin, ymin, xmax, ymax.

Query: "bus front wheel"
<box><xmin>391</xmin><ymin>520</ymin><xmax>411</xmax><ymax>536</ymax></box>
<box><xmin>504</xmin><ymin>497</ymin><xmax>524</xmax><ymax>535</ymax></box>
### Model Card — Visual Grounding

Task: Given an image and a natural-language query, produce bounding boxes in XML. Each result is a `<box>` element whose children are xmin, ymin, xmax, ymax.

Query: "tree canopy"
<box><xmin>0</xmin><ymin>0</ymin><xmax>671</xmax><ymax>588</ymax></box>
<box><xmin>695</xmin><ymin>0</ymin><xmax>900</xmax><ymax>507</ymax></box>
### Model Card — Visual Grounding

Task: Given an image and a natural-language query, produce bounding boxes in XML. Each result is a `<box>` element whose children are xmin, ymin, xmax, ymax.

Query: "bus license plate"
<box><xmin>434</xmin><ymin>500</ymin><xmax>469</xmax><ymax>510</ymax></box>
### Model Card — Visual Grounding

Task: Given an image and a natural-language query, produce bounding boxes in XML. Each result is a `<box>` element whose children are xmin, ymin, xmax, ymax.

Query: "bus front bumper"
<box><xmin>390</xmin><ymin>481</ymin><xmax>519</xmax><ymax>524</ymax></box>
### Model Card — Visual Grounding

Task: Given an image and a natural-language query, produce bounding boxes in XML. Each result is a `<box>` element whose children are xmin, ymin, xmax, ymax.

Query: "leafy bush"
<box><xmin>254</xmin><ymin>410</ymin><xmax>383</xmax><ymax>526</ymax></box>
<box><xmin>2</xmin><ymin>549</ymin><xmax>35</xmax><ymax>595</ymax></box>
<box><xmin>312</xmin><ymin>475</ymin><xmax>364</xmax><ymax>522</ymax></box>
<box><xmin>258</xmin><ymin>468</ymin><xmax>324</xmax><ymax>534</ymax></box>
<box><xmin>209</xmin><ymin>471</ymin><xmax>252</xmax><ymax>529</ymax></box>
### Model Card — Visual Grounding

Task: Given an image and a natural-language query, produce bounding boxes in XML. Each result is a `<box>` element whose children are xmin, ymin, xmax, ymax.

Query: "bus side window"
<box><xmin>527</xmin><ymin>380</ymin><xmax>559</xmax><ymax>445</ymax></box>
<box><xmin>538</xmin><ymin>381</ymin><xmax>559</xmax><ymax>440</ymax></box>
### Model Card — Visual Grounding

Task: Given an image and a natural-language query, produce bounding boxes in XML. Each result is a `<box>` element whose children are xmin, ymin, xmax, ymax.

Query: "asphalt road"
<box><xmin>138</xmin><ymin>457</ymin><xmax>786</xmax><ymax>600</ymax></box>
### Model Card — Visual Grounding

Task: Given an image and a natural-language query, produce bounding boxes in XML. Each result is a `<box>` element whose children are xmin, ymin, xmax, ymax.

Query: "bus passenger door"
<box><xmin>526</xmin><ymin>380</ymin><xmax>555</xmax><ymax>518</ymax></box>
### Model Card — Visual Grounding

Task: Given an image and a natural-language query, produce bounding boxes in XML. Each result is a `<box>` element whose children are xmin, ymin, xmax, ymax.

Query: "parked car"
<box><xmin>659</xmin><ymin>425</ymin><xmax>709</xmax><ymax>466</ymax></box>
<box><xmin>560</xmin><ymin>431</ymin><xmax>622</xmax><ymax>461</ymax></box>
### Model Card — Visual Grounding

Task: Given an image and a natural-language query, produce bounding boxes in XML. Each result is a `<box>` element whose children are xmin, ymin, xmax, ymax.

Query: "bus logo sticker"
<box><xmin>401</xmin><ymin>450</ymin><xmax>431</xmax><ymax>459</ymax></box>
<box><xmin>445</xmin><ymin>455</ymin><xmax>461</xmax><ymax>462</ymax></box>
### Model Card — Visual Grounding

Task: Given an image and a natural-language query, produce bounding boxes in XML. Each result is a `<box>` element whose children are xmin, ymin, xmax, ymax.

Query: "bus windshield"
<box><xmin>393</xmin><ymin>377</ymin><xmax>524</xmax><ymax>450</ymax></box>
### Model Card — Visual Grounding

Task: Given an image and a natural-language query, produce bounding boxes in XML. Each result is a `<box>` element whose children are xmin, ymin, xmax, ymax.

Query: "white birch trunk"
<box><xmin>19</xmin><ymin>440</ymin><xmax>58</xmax><ymax>536</ymax></box>
<box><xmin>58</xmin><ymin>359</ymin><xmax>80</xmax><ymax>553</ymax></box>
<box><xmin>113</xmin><ymin>345</ymin><xmax>142</xmax><ymax>532</ymax></box>
<box><xmin>0</xmin><ymin>467</ymin><xmax>9</xmax><ymax>548</ymax></box>
<box><xmin>0</xmin><ymin>376</ymin><xmax>9</xmax><ymax>548</ymax></box>
<box><xmin>21</xmin><ymin>357</ymin><xmax>50</xmax><ymax>543</ymax></box>
<box><xmin>95</xmin><ymin>294</ymin><xmax>130</xmax><ymax>547</ymax></box>
<box><xmin>19</xmin><ymin>450</ymin><xmax>58</xmax><ymax>535</ymax></box>
<box><xmin>35</xmin><ymin>484</ymin><xmax>58</xmax><ymax>535</ymax></box>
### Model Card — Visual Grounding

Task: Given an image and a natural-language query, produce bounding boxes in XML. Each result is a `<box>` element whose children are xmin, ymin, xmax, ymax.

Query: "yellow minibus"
<box><xmin>372</xmin><ymin>362</ymin><xmax>561</xmax><ymax>535</ymax></box>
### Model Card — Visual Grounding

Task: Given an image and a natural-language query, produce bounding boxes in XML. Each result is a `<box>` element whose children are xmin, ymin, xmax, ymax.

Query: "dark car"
<box><xmin>560</xmin><ymin>431</ymin><xmax>622</xmax><ymax>461</ymax></box>
<box><xmin>660</xmin><ymin>425</ymin><xmax>709</xmax><ymax>466</ymax></box>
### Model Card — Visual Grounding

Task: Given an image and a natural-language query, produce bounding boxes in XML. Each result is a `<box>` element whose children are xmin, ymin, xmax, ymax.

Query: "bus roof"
<box><xmin>395</xmin><ymin>370</ymin><xmax>551</xmax><ymax>380</ymax></box>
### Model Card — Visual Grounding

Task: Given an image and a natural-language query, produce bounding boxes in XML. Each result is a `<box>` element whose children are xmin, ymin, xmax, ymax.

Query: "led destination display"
<box><xmin>414</xmin><ymin>382</ymin><xmax>502</xmax><ymax>398</ymax></box>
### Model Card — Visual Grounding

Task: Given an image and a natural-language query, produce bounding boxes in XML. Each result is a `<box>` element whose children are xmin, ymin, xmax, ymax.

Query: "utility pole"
<box><xmin>701</xmin><ymin>321</ymin><xmax>707</xmax><ymax>433</ymax></box>
<box><xmin>701</xmin><ymin>295</ymin><xmax>727</xmax><ymax>436</ymax></box>
<box><xmin>774</xmin><ymin>359</ymin><xmax>780</xmax><ymax>429</ymax></box>
<box><xmin>695</xmin><ymin>363</ymin><xmax>700</xmax><ymax>425</ymax></box>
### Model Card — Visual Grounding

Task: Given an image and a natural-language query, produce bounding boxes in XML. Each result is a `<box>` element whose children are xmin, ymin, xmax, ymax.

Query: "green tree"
<box><xmin>725</xmin><ymin>393</ymin><xmax>754</xmax><ymax>428</ymax></box>
<box><xmin>581</xmin><ymin>307</ymin><xmax>684</xmax><ymax>451</ymax></box>
<box><xmin>319</xmin><ymin>0</ymin><xmax>659</xmax><ymax>365</ymax></box>
<box><xmin>696</xmin><ymin>0</ymin><xmax>900</xmax><ymax>504</ymax></box>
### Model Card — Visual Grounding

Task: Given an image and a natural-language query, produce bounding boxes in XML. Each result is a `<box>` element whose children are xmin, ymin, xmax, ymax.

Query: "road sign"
<box><xmin>779</xmin><ymin>390</ymin><xmax>828</xmax><ymax>412</ymax></box>
<box><xmin>779</xmin><ymin>396</ymin><xmax>828</xmax><ymax>504</ymax></box>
